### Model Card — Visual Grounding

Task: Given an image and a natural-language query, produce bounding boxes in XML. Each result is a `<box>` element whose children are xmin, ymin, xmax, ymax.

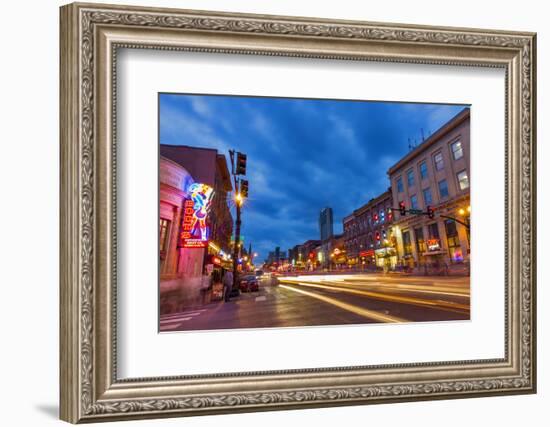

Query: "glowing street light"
<box><xmin>458</xmin><ymin>205</ymin><xmax>471</xmax><ymax>216</ymax></box>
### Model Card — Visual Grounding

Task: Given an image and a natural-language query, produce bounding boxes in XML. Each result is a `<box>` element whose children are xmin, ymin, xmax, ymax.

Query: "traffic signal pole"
<box><xmin>390</xmin><ymin>206</ymin><xmax>470</xmax><ymax>229</ymax></box>
<box><xmin>232</xmin><ymin>188</ymin><xmax>242</xmax><ymax>292</ymax></box>
<box><xmin>439</xmin><ymin>214</ymin><xmax>470</xmax><ymax>229</ymax></box>
<box><xmin>229</xmin><ymin>149</ymin><xmax>247</xmax><ymax>294</ymax></box>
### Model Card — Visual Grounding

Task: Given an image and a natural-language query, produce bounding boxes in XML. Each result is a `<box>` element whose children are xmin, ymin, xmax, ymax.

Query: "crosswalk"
<box><xmin>159</xmin><ymin>309</ymin><xmax>207</xmax><ymax>331</ymax></box>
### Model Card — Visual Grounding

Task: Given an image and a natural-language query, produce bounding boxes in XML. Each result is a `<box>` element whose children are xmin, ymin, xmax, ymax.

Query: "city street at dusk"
<box><xmin>160</xmin><ymin>273</ymin><xmax>469</xmax><ymax>332</ymax></box>
<box><xmin>159</xmin><ymin>94</ymin><xmax>471</xmax><ymax>331</ymax></box>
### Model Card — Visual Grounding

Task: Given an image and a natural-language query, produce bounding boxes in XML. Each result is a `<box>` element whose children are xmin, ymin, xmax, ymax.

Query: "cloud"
<box><xmin>160</xmin><ymin>94</ymin><xmax>465</xmax><ymax>260</ymax></box>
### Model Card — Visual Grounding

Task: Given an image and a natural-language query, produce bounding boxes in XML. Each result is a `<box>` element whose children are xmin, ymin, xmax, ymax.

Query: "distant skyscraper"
<box><xmin>319</xmin><ymin>207</ymin><xmax>334</xmax><ymax>242</ymax></box>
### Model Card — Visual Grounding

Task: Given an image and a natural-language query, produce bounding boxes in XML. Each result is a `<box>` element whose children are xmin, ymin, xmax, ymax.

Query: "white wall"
<box><xmin>0</xmin><ymin>0</ymin><xmax>546</xmax><ymax>426</ymax></box>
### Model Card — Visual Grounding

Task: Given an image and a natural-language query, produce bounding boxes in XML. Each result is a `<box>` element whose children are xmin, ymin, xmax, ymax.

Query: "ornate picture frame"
<box><xmin>60</xmin><ymin>2</ymin><xmax>536</xmax><ymax>423</ymax></box>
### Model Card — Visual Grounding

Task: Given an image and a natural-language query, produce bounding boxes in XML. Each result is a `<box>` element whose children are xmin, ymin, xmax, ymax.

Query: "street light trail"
<box><xmin>280</xmin><ymin>274</ymin><xmax>469</xmax><ymax>296</ymax></box>
<box><xmin>342</xmin><ymin>280</ymin><xmax>470</xmax><ymax>297</ymax></box>
<box><xmin>339</xmin><ymin>283</ymin><xmax>468</xmax><ymax>298</ymax></box>
<box><xmin>279</xmin><ymin>284</ymin><xmax>408</xmax><ymax>323</ymax></box>
<box><xmin>278</xmin><ymin>279</ymin><xmax>469</xmax><ymax>315</ymax></box>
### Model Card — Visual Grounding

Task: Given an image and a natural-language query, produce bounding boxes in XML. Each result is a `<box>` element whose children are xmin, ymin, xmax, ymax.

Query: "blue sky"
<box><xmin>160</xmin><ymin>93</ymin><xmax>466</xmax><ymax>261</ymax></box>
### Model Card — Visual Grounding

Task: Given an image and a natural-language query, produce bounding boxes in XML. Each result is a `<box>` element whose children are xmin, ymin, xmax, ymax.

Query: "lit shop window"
<box><xmin>415</xmin><ymin>227</ymin><xmax>427</xmax><ymax>253</ymax></box>
<box><xmin>159</xmin><ymin>218</ymin><xmax>171</xmax><ymax>257</ymax></box>
<box><xmin>402</xmin><ymin>230</ymin><xmax>413</xmax><ymax>255</ymax></box>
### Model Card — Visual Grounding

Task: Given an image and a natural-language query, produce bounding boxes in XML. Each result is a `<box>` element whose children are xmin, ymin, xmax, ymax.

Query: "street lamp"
<box><xmin>458</xmin><ymin>205</ymin><xmax>471</xmax><ymax>244</ymax></box>
<box><xmin>458</xmin><ymin>205</ymin><xmax>471</xmax><ymax>219</ymax></box>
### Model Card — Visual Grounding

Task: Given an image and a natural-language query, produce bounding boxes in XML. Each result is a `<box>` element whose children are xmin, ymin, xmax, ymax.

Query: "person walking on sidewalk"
<box><xmin>223</xmin><ymin>270</ymin><xmax>233</xmax><ymax>302</ymax></box>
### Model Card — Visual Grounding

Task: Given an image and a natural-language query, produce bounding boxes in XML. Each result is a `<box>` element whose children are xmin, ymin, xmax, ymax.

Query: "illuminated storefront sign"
<box><xmin>360</xmin><ymin>249</ymin><xmax>375</xmax><ymax>257</ymax></box>
<box><xmin>427</xmin><ymin>238</ymin><xmax>441</xmax><ymax>251</ymax></box>
<box><xmin>180</xmin><ymin>183</ymin><xmax>214</xmax><ymax>249</ymax></box>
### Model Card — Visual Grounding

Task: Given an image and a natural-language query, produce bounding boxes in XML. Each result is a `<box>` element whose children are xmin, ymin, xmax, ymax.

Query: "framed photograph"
<box><xmin>60</xmin><ymin>2</ymin><xmax>536</xmax><ymax>423</ymax></box>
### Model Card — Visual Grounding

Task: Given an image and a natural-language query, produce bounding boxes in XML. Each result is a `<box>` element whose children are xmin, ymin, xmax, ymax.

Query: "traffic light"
<box><xmin>236</xmin><ymin>152</ymin><xmax>247</xmax><ymax>175</ymax></box>
<box><xmin>399</xmin><ymin>201</ymin><xmax>406</xmax><ymax>216</ymax></box>
<box><xmin>240</xmin><ymin>179</ymin><xmax>249</xmax><ymax>198</ymax></box>
<box><xmin>375</xmin><ymin>231</ymin><xmax>381</xmax><ymax>241</ymax></box>
<box><xmin>427</xmin><ymin>205</ymin><xmax>435</xmax><ymax>219</ymax></box>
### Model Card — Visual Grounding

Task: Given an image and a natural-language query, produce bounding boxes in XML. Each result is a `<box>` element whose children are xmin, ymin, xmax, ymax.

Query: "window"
<box><xmin>434</xmin><ymin>151</ymin><xmax>444</xmax><ymax>171</ymax></box>
<box><xmin>451</xmin><ymin>140</ymin><xmax>464</xmax><ymax>160</ymax></box>
<box><xmin>428</xmin><ymin>223</ymin><xmax>440</xmax><ymax>239</ymax></box>
<box><xmin>410</xmin><ymin>194</ymin><xmax>418</xmax><ymax>209</ymax></box>
<box><xmin>407</xmin><ymin>168</ymin><xmax>415</xmax><ymax>187</ymax></box>
<box><xmin>396</xmin><ymin>176</ymin><xmax>404</xmax><ymax>193</ymax></box>
<box><xmin>414</xmin><ymin>227</ymin><xmax>426</xmax><ymax>254</ymax></box>
<box><xmin>445</xmin><ymin>219</ymin><xmax>463</xmax><ymax>263</ymax></box>
<box><xmin>419</xmin><ymin>160</ymin><xmax>428</xmax><ymax>180</ymax></box>
<box><xmin>159</xmin><ymin>218</ymin><xmax>171</xmax><ymax>256</ymax></box>
<box><xmin>426</xmin><ymin>223</ymin><xmax>441</xmax><ymax>251</ymax></box>
<box><xmin>438</xmin><ymin>179</ymin><xmax>449</xmax><ymax>199</ymax></box>
<box><xmin>422</xmin><ymin>188</ymin><xmax>432</xmax><ymax>206</ymax></box>
<box><xmin>402</xmin><ymin>230</ymin><xmax>412</xmax><ymax>255</ymax></box>
<box><xmin>457</xmin><ymin>169</ymin><xmax>470</xmax><ymax>190</ymax></box>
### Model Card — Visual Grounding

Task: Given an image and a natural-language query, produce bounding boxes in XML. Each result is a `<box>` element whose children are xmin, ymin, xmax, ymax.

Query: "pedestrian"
<box><xmin>223</xmin><ymin>270</ymin><xmax>233</xmax><ymax>302</ymax></box>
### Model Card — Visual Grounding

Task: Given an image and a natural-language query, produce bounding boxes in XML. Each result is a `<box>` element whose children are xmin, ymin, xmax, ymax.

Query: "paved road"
<box><xmin>160</xmin><ymin>273</ymin><xmax>470</xmax><ymax>332</ymax></box>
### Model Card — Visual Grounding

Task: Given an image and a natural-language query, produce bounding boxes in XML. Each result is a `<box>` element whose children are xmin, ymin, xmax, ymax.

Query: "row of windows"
<box><xmin>396</xmin><ymin>139</ymin><xmax>465</xmax><ymax>193</ymax></box>
<box><xmin>345</xmin><ymin>230</ymin><xmax>389</xmax><ymax>250</ymax></box>
<box><xmin>343</xmin><ymin>206</ymin><xmax>392</xmax><ymax>234</ymax></box>
<box><xmin>401</xmin><ymin>170</ymin><xmax>469</xmax><ymax>210</ymax></box>
<box><xmin>401</xmin><ymin>220</ymin><xmax>465</xmax><ymax>259</ymax></box>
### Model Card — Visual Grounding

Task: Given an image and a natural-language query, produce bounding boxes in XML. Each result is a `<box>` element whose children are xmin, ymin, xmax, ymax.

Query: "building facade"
<box><xmin>318</xmin><ymin>207</ymin><xmax>335</xmax><ymax>268</ymax></box>
<box><xmin>343</xmin><ymin>189</ymin><xmax>396</xmax><ymax>270</ymax></box>
<box><xmin>160</xmin><ymin>144</ymin><xmax>234</xmax><ymax>257</ymax></box>
<box><xmin>159</xmin><ymin>145</ymin><xmax>234</xmax><ymax>313</ymax></box>
<box><xmin>328</xmin><ymin>233</ymin><xmax>346</xmax><ymax>269</ymax></box>
<box><xmin>159</xmin><ymin>156</ymin><xmax>197</xmax><ymax>280</ymax></box>
<box><xmin>388</xmin><ymin>108</ymin><xmax>470</xmax><ymax>270</ymax></box>
<box><xmin>319</xmin><ymin>207</ymin><xmax>334</xmax><ymax>241</ymax></box>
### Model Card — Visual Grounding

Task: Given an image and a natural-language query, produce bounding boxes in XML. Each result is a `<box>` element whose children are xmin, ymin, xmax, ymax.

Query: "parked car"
<box><xmin>239</xmin><ymin>274</ymin><xmax>259</xmax><ymax>292</ymax></box>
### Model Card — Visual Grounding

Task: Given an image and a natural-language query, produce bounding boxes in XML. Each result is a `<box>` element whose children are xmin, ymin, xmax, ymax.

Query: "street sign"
<box><xmin>409</xmin><ymin>209</ymin><xmax>423</xmax><ymax>214</ymax></box>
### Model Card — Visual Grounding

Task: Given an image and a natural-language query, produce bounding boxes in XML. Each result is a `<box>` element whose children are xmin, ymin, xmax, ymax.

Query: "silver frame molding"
<box><xmin>60</xmin><ymin>2</ymin><xmax>536</xmax><ymax>423</ymax></box>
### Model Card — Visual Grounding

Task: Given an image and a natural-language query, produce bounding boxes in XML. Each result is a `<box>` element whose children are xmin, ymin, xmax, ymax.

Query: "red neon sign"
<box><xmin>181</xmin><ymin>198</ymin><xmax>209</xmax><ymax>249</ymax></box>
<box><xmin>360</xmin><ymin>249</ymin><xmax>375</xmax><ymax>257</ymax></box>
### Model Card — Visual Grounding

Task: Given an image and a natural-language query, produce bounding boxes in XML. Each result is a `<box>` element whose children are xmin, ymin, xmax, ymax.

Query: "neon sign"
<box><xmin>181</xmin><ymin>183</ymin><xmax>214</xmax><ymax>249</ymax></box>
<box><xmin>427</xmin><ymin>238</ymin><xmax>441</xmax><ymax>251</ymax></box>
